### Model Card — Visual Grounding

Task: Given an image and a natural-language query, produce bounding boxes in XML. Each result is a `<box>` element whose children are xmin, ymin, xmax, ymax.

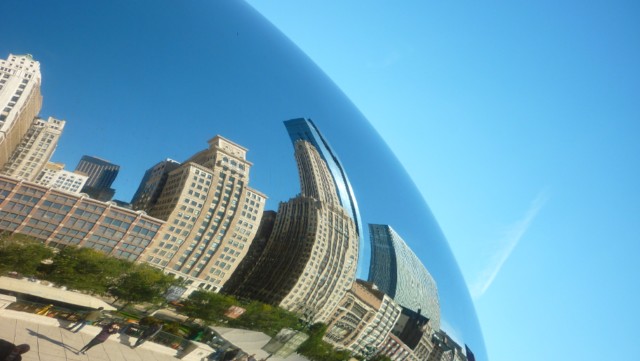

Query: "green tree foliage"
<box><xmin>0</xmin><ymin>234</ymin><xmax>53</xmax><ymax>276</ymax></box>
<box><xmin>297</xmin><ymin>323</ymin><xmax>353</xmax><ymax>361</ymax></box>
<box><xmin>43</xmin><ymin>247</ymin><xmax>131</xmax><ymax>294</ymax></box>
<box><xmin>226</xmin><ymin>300</ymin><xmax>303</xmax><ymax>336</ymax></box>
<box><xmin>109</xmin><ymin>264</ymin><xmax>178</xmax><ymax>308</ymax></box>
<box><xmin>180</xmin><ymin>290</ymin><xmax>235</xmax><ymax>324</ymax></box>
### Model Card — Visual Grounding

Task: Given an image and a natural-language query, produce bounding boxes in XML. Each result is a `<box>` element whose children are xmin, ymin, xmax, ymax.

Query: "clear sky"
<box><xmin>2</xmin><ymin>1</ymin><xmax>639</xmax><ymax>360</ymax></box>
<box><xmin>242</xmin><ymin>1</ymin><xmax>640</xmax><ymax>360</ymax></box>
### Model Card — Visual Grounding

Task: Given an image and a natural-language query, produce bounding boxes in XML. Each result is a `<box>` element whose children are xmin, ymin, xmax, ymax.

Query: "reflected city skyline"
<box><xmin>0</xmin><ymin>1</ymin><xmax>488</xmax><ymax>359</ymax></box>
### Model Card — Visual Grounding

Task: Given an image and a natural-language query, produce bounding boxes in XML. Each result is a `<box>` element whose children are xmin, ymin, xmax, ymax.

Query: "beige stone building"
<box><xmin>324</xmin><ymin>280</ymin><xmax>402</xmax><ymax>357</ymax></box>
<box><xmin>0</xmin><ymin>175</ymin><xmax>163</xmax><ymax>262</ymax></box>
<box><xmin>228</xmin><ymin>140</ymin><xmax>358</xmax><ymax>323</ymax></box>
<box><xmin>0</xmin><ymin>54</ymin><xmax>43</xmax><ymax>168</ymax></box>
<box><xmin>34</xmin><ymin>162</ymin><xmax>89</xmax><ymax>194</ymax></box>
<box><xmin>141</xmin><ymin>136</ymin><xmax>266</xmax><ymax>294</ymax></box>
<box><xmin>1</xmin><ymin>116</ymin><xmax>65</xmax><ymax>181</ymax></box>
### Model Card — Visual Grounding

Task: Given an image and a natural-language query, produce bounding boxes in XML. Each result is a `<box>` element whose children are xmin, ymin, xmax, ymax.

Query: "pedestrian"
<box><xmin>67</xmin><ymin>307</ymin><xmax>104</xmax><ymax>333</ymax></box>
<box><xmin>0</xmin><ymin>339</ymin><xmax>30</xmax><ymax>361</ymax></box>
<box><xmin>78</xmin><ymin>322</ymin><xmax>120</xmax><ymax>354</ymax></box>
<box><xmin>247</xmin><ymin>354</ymin><xmax>257</xmax><ymax>361</ymax></box>
<box><xmin>132</xmin><ymin>323</ymin><xmax>163</xmax><ymax>348</ymax></box>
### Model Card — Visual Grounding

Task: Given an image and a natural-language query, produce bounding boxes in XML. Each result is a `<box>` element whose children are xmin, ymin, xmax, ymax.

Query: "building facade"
<box><xmin>228</xmin><ymin>139</ymin><xmax>358</xmax><ymax>323</ymax></box>
<box><xmin>141</xmin><ymin>136</ymin><xmax>266</xmax><ymax>294</ymax></box>
<box><xmin>75</xmin><ymin>155</ymin><xmax>120</xmax><ymax>201</ymax></box>
<box><xmin>377</xmin><ymin>334</ymin><xmax>419</xmax><ymax>361</ymax></box>
<box><xmin>0</xmin><ymin>54</ymin><xmax>43</xmax><ymax>168</ymax></box>
<box><xmin>1</xmin><ymin>116</ymin><xmax>65</xmax><ymax>181</ymax></box>
<box><xmin>34</xmin><ymin>162</ymin><xmax>88</xmax><ymax>194</ymax></box>
<box><xmin>284</xmin><ymin>118</ymin><xmax>362</xmax><ymax>238</ymax></box>
<box><xmin>0</xmin><ymin>175</ymin><xmax>163</xmax><ymax>262</ymax></box>
<box><xmin>324</xmin><ymin>280</ymin><xmax>401</xmax><ymax>356</ymax></box>
<box><xmin>368</xmin><ymin>224</ymin><xmax>441</xmax><ymax>331</ymax></box>
<box><xmin>130</xmin><ymin>158</ymin><xmax>181</xmax><ymax>211</ymax></box>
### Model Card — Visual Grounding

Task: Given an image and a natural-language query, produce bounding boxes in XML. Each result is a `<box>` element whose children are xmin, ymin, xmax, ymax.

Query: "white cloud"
<box><xmin>471</xmin><ymin>190</ymin><xmax>548</xmax><ymax>299</ymax></box>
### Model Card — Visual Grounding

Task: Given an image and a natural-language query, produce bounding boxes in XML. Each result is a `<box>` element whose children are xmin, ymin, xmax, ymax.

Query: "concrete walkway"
<box><xmin>0</xmin><ymin>310</ymin><xmax>180</xmax><ymax>361</ymax></box>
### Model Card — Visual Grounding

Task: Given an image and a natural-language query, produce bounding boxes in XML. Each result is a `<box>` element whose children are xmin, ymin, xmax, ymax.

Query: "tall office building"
<box><xmin>141</xmin><ymin>136</ymin><xmax>266</xmax><ymax>294</ymax></box>
<box><xmin>0</xmin><ymin>54</ymin><xmax>43</xmax><ymax>168</ymax></box>
<box><xmin>1</xmin><ymin>116</ymin><xmax>65</xmax><ymax>181</ymax></box>
<box><xmin>34</xmin><ymin>162</ymin><xmax>88</xmax><ymax>194</ymax></box>
<box><xmin>75</xmin><ymin>155</ymin><xmax>120</xmax><ymax>201</ymax></box>
<box><xmin>130</xmin><ymin>158</ymin><xmax>181</xmax><ymax>211</ymax></box>
<box><xmin>324</xmin><ymin>280</ymin><xmax>402</xmax><ymax>356</ymax></box>
<box><xmin>368</xmin><ymin>224</ymin><xmax>441</xmax><ymax>331</ymax></box>
<box><xmin>285</xmin><ymin>118</ymin><xmax>362</xmax><ymax>237</ymax></box>
<box><xmin>229</xmin><ymin>139</ymin><xmax>358</xmax><ymax>323</ymax></box>
<box><xmin>222</xmin><ymin>210</ymin><xmax>277</xmax><ymax>293</ymax></box>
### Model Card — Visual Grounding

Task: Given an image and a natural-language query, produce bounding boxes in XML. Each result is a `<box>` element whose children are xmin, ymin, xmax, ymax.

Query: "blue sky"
<box><xmin>243</xmin><ymin>1</ymin><xmax>640</xmax><ymax>360</ymax></box>
<box><xmin>1</xmin><ymin>1</ymin><xmax>639</xmax><ymax>360</ymax></box>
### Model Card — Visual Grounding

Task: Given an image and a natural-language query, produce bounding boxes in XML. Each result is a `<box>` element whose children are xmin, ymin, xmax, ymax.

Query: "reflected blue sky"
<box><xmin>2</xmin><ymin>0</ymin><xmax>486</xmax><ymax>358</ymax></box>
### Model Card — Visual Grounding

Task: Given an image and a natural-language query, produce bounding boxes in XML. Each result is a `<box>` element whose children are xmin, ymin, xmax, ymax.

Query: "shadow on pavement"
<box><xmin>26</xmin><ymin>328</ymin><xmax>79</xmax><ymax>353</ymax></box>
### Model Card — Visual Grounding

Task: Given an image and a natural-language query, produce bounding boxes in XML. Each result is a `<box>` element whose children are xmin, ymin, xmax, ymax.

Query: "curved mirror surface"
<box><xmin>1</xmin><ymin>1</ymin><xmax>487</xmax><ymax>360</ymax></box>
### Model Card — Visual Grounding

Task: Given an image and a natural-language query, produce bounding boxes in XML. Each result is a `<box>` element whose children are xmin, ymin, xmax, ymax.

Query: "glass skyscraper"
<box><xmin>284</xmin><ymin>118</ymin><xmax>362</xmax><ymax>238</ymax></box>
<box><xmin>368</xmin><ymin>223</ymin><xmax>441</xmax><ymax>331</ymax></box>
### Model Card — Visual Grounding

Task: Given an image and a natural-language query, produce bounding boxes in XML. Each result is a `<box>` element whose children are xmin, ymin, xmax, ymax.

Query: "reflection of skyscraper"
<box><xmin>141</xmin><ymin>136</ymin><xmax>266</xmax><ymax>294</ymax></box>
<box><xmin>324</xmin><ymin>280</ymin><xmax>402</xmax><ymax>356</ymax></box>
<box><xmin>1</xmin><ymin>116</ymin><xmax>65</xmax><ymax>181</ymax></box>
<box><xmin>0</xmin><ymin>54</ymin><xmax>43</xmax><ymax>169</ymax></box>
<box><xmin>368</xmin><ymin>224</ymin><xmax>441</xmax><ymax>330</ymax></box>
<box><xmin>75</xmin><ymin>155</ymin><xmax>120</xmax><ymax>201</ymax></box>
<box><xmin>34</xmin><ymin>162</ymin><xmax>88</xmax><ymax>194</ymax></box>
<box><xmin>284</xmin><ymin>118</ymin><xmax>362</xmax><ymax>237</ymax></box>
<box><xmin>229</xmin><ymin>139</ymin><xmax>358</xmax><ymax>323</ymax></box>
<box><xmin>130</xmin><ymin>158</ymin><xmax>181</xmax><ymax>211</ymax></box>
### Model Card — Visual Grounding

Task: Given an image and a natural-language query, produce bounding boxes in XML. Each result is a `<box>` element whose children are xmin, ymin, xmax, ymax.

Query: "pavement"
<box><xmin>0</xmin><ymin>277</ymin><xmax>116</xmax><ymax>310</ymax></box>
<box><xmin>0</xmin><ymin>310</ymin><xmax>181</xmax><ymax>361</ymax></box>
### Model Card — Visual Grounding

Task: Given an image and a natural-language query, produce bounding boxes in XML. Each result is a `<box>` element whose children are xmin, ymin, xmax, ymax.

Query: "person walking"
<box><xmin>132</xmin><ymin>323</ymin><xmax>163</xmax><ymax>348</ymax></box>
<box><xmin>78</xmin><ymin>322</ymin><xmax>120</xmax><ymax>354</ymax></box>
<box><xmin>0</xmin><ymin>339</ymin><xmax>30</xmax><ymax>361</ymax></box>
<box><xmin>67</xmin><ymin>307</ymin><xmax>104</xmax><ymax>333</ymax></box>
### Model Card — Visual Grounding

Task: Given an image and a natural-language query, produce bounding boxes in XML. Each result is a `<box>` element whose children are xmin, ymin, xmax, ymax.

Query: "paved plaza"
<box><xmin>0</xmin><ymin>310</ymin><xmax>180</xmax><ymax>361</ymax></box>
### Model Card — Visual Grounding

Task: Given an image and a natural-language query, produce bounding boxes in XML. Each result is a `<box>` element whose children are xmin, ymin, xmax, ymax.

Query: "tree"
<box><xmin>226</xmin><ymin>300</ymin><xmax>303</xmax><ymax>336</ymax></box>
<box><xmin>43</xmin><ymin>247</ymin><xmax>131</xmax><ymax>294</ymax></box>
<box><xmin>108</xmin><ymin>264</ymin><xmax>178</xmax><ymax>309</ymax></box>
<box><xmin>180</xmin><ymin>290</ymin><xmax>235</xmax><ymax>324</ymax></box>
<box><xmin>297</xmin><ymin>323</ymin><xmax>353</xmax><ymax>361</ymax></box>
<box><xmin>0</xmin><ymin>235</ymin><xmax>53</xmax><ymax>276</ymax></box>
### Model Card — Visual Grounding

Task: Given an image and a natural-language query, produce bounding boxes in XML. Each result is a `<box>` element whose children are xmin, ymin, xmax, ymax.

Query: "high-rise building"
<box><xmin>75</xmin><ymin>155</ymin><xmax>120</xmax><ymax>201</ymax></box>
<box><xmin>284</xmin><ymin>118</ymin><xmax>362</xmax><ymax>238</ymax></box>
<box><xmin>222</xmin><ymin>210</ymin><xmax>277</xmax><ymax>293</ymax></box>
<box><xmin>368</xmin><ymin>224</ymin><xmax>441</xmax><ymax>331</ymax></box>
<box><xmin>0</xmin><ymin>175</ymin><xmax>163</xmax><ymax>262</ymax></box>
<box><xmin>34</xmin><ymin>162</ymin><xmax>88</xmax><ymax>194</ymax></box>
<box><xmin>141</xmin><ymin>136</ymin><xmax>266</xmax><ymax>294</ymax></box>
<box><xmin>228</xmin><ymin>139</ymin><xmax>358</xmax><ymax>323</ymax></box>
<box><xmin>1</xmin><ymin>116</ymin><xmax>65</xmax><ymax>181</ymax></box>
<box><xmin>0</xmin><ymin>54</ymin><xmax>43</xmax><ymax>168</ymax></box>
<box><xmin>324</xmin><ymin>280</ymin><xmax>402</xmax><ymax>356</ymax></box>
<box><xmin>130</xmin><ymin>158</ymin><xmax>181</xmax><ymax>212</ymax></box>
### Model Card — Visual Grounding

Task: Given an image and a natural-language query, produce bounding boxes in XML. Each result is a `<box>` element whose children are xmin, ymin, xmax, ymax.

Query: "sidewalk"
<box><xmin>0</xmin><ymin>310</ymin><xmax>180</xmax><ymax>361</ymax></box>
